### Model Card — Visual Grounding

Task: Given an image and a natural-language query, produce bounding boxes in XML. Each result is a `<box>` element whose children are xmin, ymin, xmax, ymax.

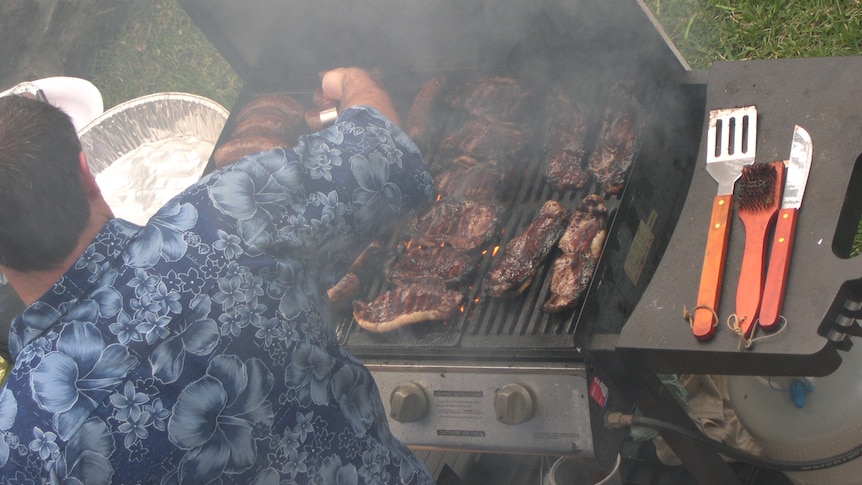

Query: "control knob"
<box><xmin>389</xmin><ymin>382</ymin><xmax>428</xmax><ymax>423</ymax></box>
<box><xmin>494</xmin><ymin>383</ymin><xmax>534</xmax><ymax>425</ymax></box>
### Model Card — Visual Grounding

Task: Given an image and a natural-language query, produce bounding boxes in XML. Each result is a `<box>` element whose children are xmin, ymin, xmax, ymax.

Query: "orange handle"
<box><xmin>693</xmin><ymin>194</ymin><xmax>732</xmax><ymax>340</ymax></box>
<box><xmin>759</xmin><ymin>208</ymin><xmax>798</xmax><ymax>330</ymax></box>
<box><xmin>735</xmin><ymin>215</ymin><xmax>774</xmax><ymax>338</ymax></box>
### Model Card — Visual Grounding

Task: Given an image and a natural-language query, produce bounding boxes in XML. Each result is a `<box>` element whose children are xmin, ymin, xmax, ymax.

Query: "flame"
<box><xmin>405</xmin><ymin>240</ymin><xmax>412</xmax><ymax>250</ymax></box>
<box><xmin>460</xmin><ymin>304</ymin><xmax>466</xmax><ymax>313</ymax></box>
<box><xmin>473</xmin><ymin>297</ymin><xmax>480</xmax><ymax>304</ymax></box>
<box><xmin>436</xmin><ymin>194</ymin><xmax>442</xmax><ymax>202</ymax></box>
<box><xmin>481</xmin><ymin>249</ymin><xmax>488</xmax><ymax>255</ymax></box>
<box><xmin>491</xmin><ymin>245</ymin><xmax>500</xmax><ymax>257</ymax></box>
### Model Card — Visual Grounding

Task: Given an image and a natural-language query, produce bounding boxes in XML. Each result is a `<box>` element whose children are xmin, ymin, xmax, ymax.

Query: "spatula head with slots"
<box><xmin>706</xmin><ymin>106</ymin><xmax>758</xmax><ymax>194</ymax></box>
<box><xmin>692</xmin><ymin>105</ymin><xmax>758</xmax><ymax>340</ymax></box>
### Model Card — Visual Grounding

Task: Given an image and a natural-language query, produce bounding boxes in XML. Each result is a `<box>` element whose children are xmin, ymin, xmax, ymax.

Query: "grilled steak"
<box><xmin>415</xmin><ymin>199</ymin><xmax>500</xmax><ymax>252</ymax></box>
<box><xmin>543</xmin><ymin>93</ymin><xmax>591</xmax><ymax>190</ymax></box>
<box><xmin>353</xmin><ymin>282</ymin><xmax>464</xmax><ymax>333</ymax></box>
<box><xmin>588</xmin><ymin>88</ymin><xmax>638</xmax><ymax>195</ymax></box>
<box><xmin>387</xmin><ymin>245</ymin><xmax>478</xmax><ymax>287</ymax></box>
<box><xmin>484</xmin><ymin>200</ymin><xmax>570</xmax><ymax>298</ymax></box>
<box><xmin>543</xmin><ymin>194</ymin><xmax>607</xmax><ymax>313</ymax></box>
<box><xmin>462</xmin><ymin>76</ymin><xmax>531</xmax><ymax>124</ymax></box>
<box><xmin>438</xmin><ymin>118</ymin><xmax>527</xmax><ymax>164</ymax></box>
<box><xmin>434</xmin><ymin>156</ymin><xmax>504</xmax><ymax>202</ymax></box>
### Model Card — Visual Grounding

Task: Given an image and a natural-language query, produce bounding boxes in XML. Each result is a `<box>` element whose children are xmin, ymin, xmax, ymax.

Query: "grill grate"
<box><xmin>335</xmin><ymin>70</ymin><xmax>630</xmax><ymax>360</ymax></box>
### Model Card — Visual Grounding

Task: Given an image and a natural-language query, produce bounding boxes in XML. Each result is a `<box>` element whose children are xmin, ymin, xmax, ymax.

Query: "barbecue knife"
<box><xmin>758</xmin><ymin>125</ymin><xmax>813</xmax><ymax>331</ymax></box>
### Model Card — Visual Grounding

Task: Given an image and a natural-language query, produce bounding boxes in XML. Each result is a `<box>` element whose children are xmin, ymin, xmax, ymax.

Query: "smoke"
<box><xmin>179</xmin><ymin>0</ymin><xmax>665</xmax><ymax>87</ymax></box>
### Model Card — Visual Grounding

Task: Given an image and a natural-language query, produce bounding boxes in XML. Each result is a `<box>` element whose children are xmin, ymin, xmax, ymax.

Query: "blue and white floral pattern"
<box><xmin>0</xmin><ymin>107</ymin><xmax>434</xmax><ymax>484</ymax></box>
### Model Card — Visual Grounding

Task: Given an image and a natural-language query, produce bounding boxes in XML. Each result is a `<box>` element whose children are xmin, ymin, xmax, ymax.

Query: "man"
<box><xmin>0</xmin><ymin>68</ymin><xmax>436</xmax><ymax>484</ymax></box>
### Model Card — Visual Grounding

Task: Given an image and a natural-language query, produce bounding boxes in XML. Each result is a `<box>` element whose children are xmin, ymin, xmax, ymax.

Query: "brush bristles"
<box><xmin>737</xmin><ymin>163</ymin><xmax>777</xmax><ymax>211</ymax></box>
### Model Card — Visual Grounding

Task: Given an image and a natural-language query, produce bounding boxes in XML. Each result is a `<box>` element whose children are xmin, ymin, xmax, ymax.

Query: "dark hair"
<box><xmin>0</xmin><ymin>95</ymin><xmax>90</xmax><ymax>271</ymax></box>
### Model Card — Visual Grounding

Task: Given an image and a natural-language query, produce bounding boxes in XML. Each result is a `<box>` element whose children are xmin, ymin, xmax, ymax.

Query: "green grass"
<box><xmin>645</xmin><ymin>0</ymin><xmax>862</xmax><ymax>69</ymax></box>
<box><xmin>88</xmin><ymin>0</ymin><xmax>241</xmax><ymax>110</ymax></box>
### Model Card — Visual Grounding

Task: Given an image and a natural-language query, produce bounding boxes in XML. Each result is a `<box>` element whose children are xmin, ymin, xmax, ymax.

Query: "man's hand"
<box><xmin>317</xmin><ymin>68</ymin><xmax>400</xmax><ymax>127</ymax></box>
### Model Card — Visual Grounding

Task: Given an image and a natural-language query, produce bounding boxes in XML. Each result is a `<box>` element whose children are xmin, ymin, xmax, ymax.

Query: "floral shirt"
<box><xmin>0</xmin><ymin>107</ymin><xmax>436</xmax><ymax>485</ymax></box>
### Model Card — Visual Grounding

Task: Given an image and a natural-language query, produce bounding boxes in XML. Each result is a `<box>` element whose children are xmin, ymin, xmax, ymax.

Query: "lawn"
<box><xmin>88</xmin><ymin>0</ymin><xmax>862</xmax><ymax>109</ymax></box>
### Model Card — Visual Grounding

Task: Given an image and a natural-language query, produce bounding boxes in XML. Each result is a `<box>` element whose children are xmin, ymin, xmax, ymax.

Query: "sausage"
<box><xmin>406</xmin><ymin>76</ymin><xmax>447</xmax><ymax>153</ymax></box>
<box><xmin>212</xmin><ymin>136</ymin><xmax>285</xmax><ymax>168</ymax></box>
<box><xmin>232</xmin><ymin>111</ymin><xmax>302</xmax><ymax>142</ymax></box>
<box><xmin>236</xmin><ymin>94</ymin><xmax>305</xmax><ymax>122</ymax></box>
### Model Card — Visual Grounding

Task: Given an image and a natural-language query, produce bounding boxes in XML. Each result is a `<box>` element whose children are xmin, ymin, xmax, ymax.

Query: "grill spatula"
<box><xmin>692</xmin><ymin>106</ymin><xmax>757</xmax><ymax>340</ymax></box>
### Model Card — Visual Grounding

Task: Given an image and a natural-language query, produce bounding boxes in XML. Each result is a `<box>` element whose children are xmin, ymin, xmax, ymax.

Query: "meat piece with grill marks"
<box><xmin>484</xmin><ymin>200</ymin><xmax>571</xmax><ymax>298</ymax></box>
<box><xmin>415</xmin><ymin>199</ymin><xmax>500</xmax><ymax>252</ymax></box>
<box><xmin>353</xmin><ymin>282</ymin><xmax>464</xmax><ymax>333</ymax></box>
<box><xmin>588</xmin><ymin>89</ymin><xmax>639</xmax><ymax>195</ymax></box>
<box><xmin>438</xmin><ymin>118</ymin><xmax>527</xmax><ymax>164</ymax></box>
<box><xmin>387</xmin><ymin>245</ymin><xmax>479</xmax><ymax>287</ymax></box>
<box><xmin>543</xmin><ymin>195</ymin><xmax>607</xmax><ymax>313</ymax></box>
<box><xmin>543</xmin><ymin>93</ymin><xmax>591</xmax><ymax>191</ymax></box>
<box><xmin>462</xmin><ymin>76</ymin><xmax>531</xmax><ymax>124</ymax></box>
<box><xmin>434</xmin><ymin>156</ymin><xmax>504</xmax><ymax>202</ymax></box>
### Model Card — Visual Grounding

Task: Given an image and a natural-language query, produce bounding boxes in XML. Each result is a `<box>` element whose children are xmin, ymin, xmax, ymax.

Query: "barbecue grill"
<box><xmin>177</xmin><ymin>0</ymin><xmax>859</xmax><ymax>483</ymax></box>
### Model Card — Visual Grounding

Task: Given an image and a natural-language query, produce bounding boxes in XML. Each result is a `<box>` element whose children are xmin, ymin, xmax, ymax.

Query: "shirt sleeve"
<box><xmin>204</xmin><ymin>105</ymin><xmax>435</xmax><ymax>271</ymax></box>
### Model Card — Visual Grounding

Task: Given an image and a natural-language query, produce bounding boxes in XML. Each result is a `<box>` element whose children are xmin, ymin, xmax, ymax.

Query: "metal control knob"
<box><xmin>494</xmin><ymin>383</ymin><xmax>534</xmax><ymax>425</ymax></box>
<box><xmin>389</xmin><ymin>382</ymin><xmax>428</xmax><ymax>423</ymax></box>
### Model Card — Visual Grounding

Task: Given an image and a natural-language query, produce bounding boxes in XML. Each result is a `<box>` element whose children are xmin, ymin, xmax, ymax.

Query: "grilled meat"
<box><xmin>387</xmin><ymin>245</ymin><xmax>478</xmax><ymax>287</ymax></box>
<box><xmin>353</xmin><ymin>282</ymin><xmax>464</xmax><ymax>333</ymax></box>
<box><xmin>232</xmin><ymin>111</ymin><xmax>303</xmax><ymax>142</ymax></box>
<box><xmin>462</xmin><ymin>76</ymin><xmax>531</xmax><ymax>124</ymax></box>
<box><xmin>415</xmin><ymin>199</ymin><xmax>500</xmax><ymax>252</ymax></box>
<box><xmin>212</xmin><ymin>136</ymin><xmax>285</xmax><ymax>168</ymax></box>
<box><xmin>327</xmin><ymin>272</ymin><xmax>361</xmax><ymax>313</ymax></box>
<box><xmin>406</xmin><ymin>76</ymin><xmax>448</xmax><ymax>155</ymax></box>
<box><xmin>484</xmin><ymin>200</ymin><xmax>570</xmax><ymax>298</ymax></box>
<box><xmin>543</xmin><ymin>93</ymin><xmax>591</xmax><ymax>190</ymax></box>
<box><xmin>438</xmin><ymin>118</ymin><xmax>527</xmax><ymax>164</ymax></box>
<box><xmin>434</xmin><ymin>156</ymin><xmax>504</xmax><ymax>202</ymax></box>
<box><xmin>588</xmin><ymin>89</ymin><xmax>638</xmax><ymax>195</ymax></box>
<box><xmin>236</xmin><ymin>93</ymin><xmax>306</xmax><ymax>122</ymax></box>
<box><xmin>543</xmin><ymin>195</ymin><xmax>607</xmax><ymax>313</ymax></box>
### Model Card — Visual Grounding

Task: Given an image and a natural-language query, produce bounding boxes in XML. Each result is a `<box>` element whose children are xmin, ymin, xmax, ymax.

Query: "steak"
<box><xmin>484</xmin><ymin>200</ymin><xmax>570</xmax><ymax>298</ymax></box>
<box><xmin>438</xmin><ymin>118</ymin><xmax>527</xmax><ymax>164</ymax></box>
<box><xmin>415</xmin><ymin>199</ymin><xmax>501</xmax><ymax>252</ymax></box>
<box><xmin>543</xmin><ymin>194</ymin><xmax>607</xmax><ymax>313</ymax></box>
<box><xmin>434</xmin><ymin>156</ymin><xmax>504</xmax><ymax>202</ymax></box>
<box><xmin>543</xmin><ymin>93</ymin><xmax>591</xmax><ymax>190</ymax></box>
<box><xmin>353</xmin><ymin>282</ymin><xmax>464</xmax><ymax>333</ymax></box>
<box><xmin>387</xmin><ymin>245</ymin><xmax>479</xmax><ymax>287</ymax></box>
<box><xmin>462</xmin><ymin>76</ymin><xmax>531</xmax><ymax>124</ymax></box>
<box><xmin>588</xmin><ymin>87</ymin><xmax>639</xmax><ymax>195</ymax></box>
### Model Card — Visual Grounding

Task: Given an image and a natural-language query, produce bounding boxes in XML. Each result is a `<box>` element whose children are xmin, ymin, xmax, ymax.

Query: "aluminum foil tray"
<box><xmin>78</xmin><ymin>92</ymin><xmax>228</xmax><ymax>225</ymax></box>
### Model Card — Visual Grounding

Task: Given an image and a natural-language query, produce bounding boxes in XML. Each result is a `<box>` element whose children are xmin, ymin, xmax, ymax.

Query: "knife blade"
<box><xmin>758</xmin><ymin>125</ymin><xmax>812</xmax><ymax>330</ymax></box>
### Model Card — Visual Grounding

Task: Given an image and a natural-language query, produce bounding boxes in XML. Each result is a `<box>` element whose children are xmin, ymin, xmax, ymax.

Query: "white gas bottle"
<box><xmin>727</xmin><ymin>340</ymin><xmax>862</xmax><ymax>485</ymax></box>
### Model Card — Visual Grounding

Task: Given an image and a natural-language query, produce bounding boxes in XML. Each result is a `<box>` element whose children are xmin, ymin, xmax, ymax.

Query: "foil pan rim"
<box><xmin>78</xmin><ymin>92</ymin><xmax>229</xmax><ymax>176</ymax></box>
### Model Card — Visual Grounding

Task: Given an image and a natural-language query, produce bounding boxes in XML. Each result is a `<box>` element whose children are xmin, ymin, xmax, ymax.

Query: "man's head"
<box><xmin>0</xmin><ymin>95</ymin><xmax>91</xmax><ymax>272</ymax></box>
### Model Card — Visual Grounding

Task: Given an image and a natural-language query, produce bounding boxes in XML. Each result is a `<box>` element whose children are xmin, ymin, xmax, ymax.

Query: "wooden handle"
<box><xmin>693</xmin><ymin>194</ymin><xmax>732</xmax><ymax>340</ymax></box>
<box><xmin>759</xmin><ymin>208</ymin><xmax>798</xmax><ymax>330</ymax></box>
<box><xmin>735</xmin><ymin>214</ymin><xmax>775</xmax><ymax>338</ymax></box>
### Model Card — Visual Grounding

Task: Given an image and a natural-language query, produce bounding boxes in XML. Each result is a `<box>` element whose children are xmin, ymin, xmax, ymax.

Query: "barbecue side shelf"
<box><xmin>617</xmin><ymin>57</ymin><xmax>862</xmax><ymax>377</ymax></box>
